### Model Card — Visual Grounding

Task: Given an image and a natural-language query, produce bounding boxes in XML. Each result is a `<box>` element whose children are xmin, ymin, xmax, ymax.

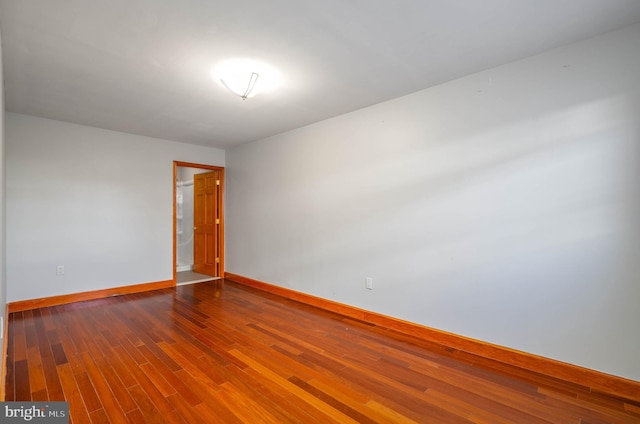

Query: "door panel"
<box><xmin>193</xmin><ymin>170</ymin><xmax>221</xmax><ymax>276</ymax></box>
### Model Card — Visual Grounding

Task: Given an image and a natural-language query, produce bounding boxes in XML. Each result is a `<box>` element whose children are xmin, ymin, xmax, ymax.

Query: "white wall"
<box><xmin>178</xmin><ymin>166</ymin><xmax>211</xmax><ymax>182</ymax></box>
<box><xmin>0</xmin><ymin>25</ymin><xmax>7</xmax><ymax>334</ymax></box>
<box><xmin>6</xmin><ymin>113</ymin><xmax>224</xmax><ymax>302</ymax></box>
<box><xmin>226</xmin><ymin>23</ymin><xmax>640</xmax><ymax>380</ymax></box>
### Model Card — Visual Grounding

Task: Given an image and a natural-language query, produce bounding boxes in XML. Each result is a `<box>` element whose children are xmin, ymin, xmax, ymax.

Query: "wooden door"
<box><xmin>193</xmin><ymin>170</ymin><xmax>222</xmax><ymax>276</ymax></box>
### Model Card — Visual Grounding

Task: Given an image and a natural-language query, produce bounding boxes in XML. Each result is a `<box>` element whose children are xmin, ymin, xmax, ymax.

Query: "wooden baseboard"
<box><xmin>224</xmin><ymin>272</ymin><xmax>640</xmax><ymax>402</ymax></box>
<box><xmin>7</xmin><ymin>279</ymin><xmax>175</xmax><ymax>313</ymax></box>
<box><xmin>0</xmin><ymin>305</ymin><xmax>8</xmax><ymax>401</ymax></box>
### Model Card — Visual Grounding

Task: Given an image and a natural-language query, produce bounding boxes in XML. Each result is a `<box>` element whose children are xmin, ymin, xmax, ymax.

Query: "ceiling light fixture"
<box><xmin>221</xmin><ymin>72</ymin><xmax>259</xmax><ymax>100</ymax></box>
<box><xmin>213</xmin><ymin>58</ymin><xmax>282</xmax><ymax>100</ymax></box>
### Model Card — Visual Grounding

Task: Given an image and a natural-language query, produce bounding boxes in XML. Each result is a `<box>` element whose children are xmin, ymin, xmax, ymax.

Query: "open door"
<box><xmin>193</xmin><ymin>170</ymin><xmax>222</xmax><ymax>277</ymax></box>
<box><xmin>173</xmin><ymin>161</ymin><xmax>224</xmax><ymax>283</ymax></box>
<box><xmin>193</xmin><ymin>170</ymin><xmax>222</xmax><ymax>276</ymax></box>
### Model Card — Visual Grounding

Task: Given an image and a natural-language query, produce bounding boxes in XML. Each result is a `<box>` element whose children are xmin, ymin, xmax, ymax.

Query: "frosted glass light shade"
<box><xmin>212</xmin><ymin>58</ymin><xmax>282</xmax><ymax>99</ymax></box>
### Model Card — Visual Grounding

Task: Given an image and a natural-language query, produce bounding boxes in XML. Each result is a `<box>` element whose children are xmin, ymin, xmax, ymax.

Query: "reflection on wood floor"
<box><xmin>5</xmin><ymin>279</ymin><xmax>640</xmax><ymax>423</ymax></box>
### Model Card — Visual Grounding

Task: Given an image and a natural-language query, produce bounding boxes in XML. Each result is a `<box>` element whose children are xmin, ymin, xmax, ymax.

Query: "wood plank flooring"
<box><xmin>5</xmin><ymin>279</ymin><xmax>640</xmax><ymax>423</ymax></box>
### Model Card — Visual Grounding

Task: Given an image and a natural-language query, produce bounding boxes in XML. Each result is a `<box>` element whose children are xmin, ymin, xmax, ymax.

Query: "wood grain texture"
<box><xmin>4</xmin><ymin>279</ymin><xmax>640</xmax><ymax>423</ymax></box>
<box><xmin>225</xmin><ymin>272</ymin><xmax>640</xmax><ymax>402</ymax></box>
<box><xmin>7</xmin><ymin>280</ymin><xmax>175</xmax><ymax>313</ymax></box>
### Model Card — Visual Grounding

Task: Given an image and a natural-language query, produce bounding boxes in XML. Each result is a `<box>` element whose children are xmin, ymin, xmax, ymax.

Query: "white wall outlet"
<box><xmin>56</xmin><ymin>265</ymin><xmax>65</xmax><ymax>276</ymax></box>
<box><xmin>365</xmin><ymin>277</ymin><xmax>373</xmax><ymax>290</ymax></box>
<box><xmin>0</xmin><ymin>316</ymin><xmax>3</xmax><ymax>339</ymax></box>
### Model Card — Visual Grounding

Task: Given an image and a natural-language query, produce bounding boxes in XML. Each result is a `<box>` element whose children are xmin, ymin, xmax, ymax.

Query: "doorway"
<box><xmin>174</xmin><ymin>161</ymin><xmax>224</xmax><ymax>285</ymax></box>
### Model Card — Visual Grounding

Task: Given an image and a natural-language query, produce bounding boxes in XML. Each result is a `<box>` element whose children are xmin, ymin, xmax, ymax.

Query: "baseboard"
<box><xmin>176</xmin><ymin>265</ymin><xmax>193</xmax><ymax>272</ymax></box>
<box><xmin>0</xmin><ymin>304</ymin><xmax>8</xmax><ymax>401</ymax></box>
<box><xmin>224</xmin><ymin>272</ymin><xmax>640</xmax><ymax>402</ymax></box>
<box><xmin>7</xmin><ymin>279</ymin><xmax>175</xmax><ymax>313</ymax></box>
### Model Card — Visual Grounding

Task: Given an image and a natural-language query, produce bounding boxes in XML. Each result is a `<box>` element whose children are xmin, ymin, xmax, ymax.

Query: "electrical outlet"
<box><xmin>56</xmin><ymin>265</ymin><xmax>65</xmax><ymax>276</ymax></box>
<box><xmin>365</xmin><ymin>277</ymin><xmax>373</xmax><ymax>290</ymax></box>
<box><xmin>0</xmin><ymin>316</ymin><xmax>3</xmax><ymax>339</ymax></box>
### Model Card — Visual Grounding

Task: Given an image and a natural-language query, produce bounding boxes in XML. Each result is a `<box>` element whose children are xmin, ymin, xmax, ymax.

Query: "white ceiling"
<box><xmin>1</xmin><ymin>1</ymin><xmax>640</xmax><ymax>149</ymax></box>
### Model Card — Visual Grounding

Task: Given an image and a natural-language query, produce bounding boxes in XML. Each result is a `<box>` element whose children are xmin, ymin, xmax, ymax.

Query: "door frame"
<box><xmin>173</xmin><ymin>161</ymin><xmax>225</xmax><ymax>284</ymax></box>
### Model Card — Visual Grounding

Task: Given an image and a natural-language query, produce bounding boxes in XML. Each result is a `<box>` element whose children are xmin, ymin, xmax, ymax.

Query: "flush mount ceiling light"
<box><xmin>212</xmin><ymin>58</ymin><xmax>282</xmax><ymax>100</ymax></box>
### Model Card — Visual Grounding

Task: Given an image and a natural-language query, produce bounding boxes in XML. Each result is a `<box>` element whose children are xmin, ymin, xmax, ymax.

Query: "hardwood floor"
<box><xmin>5</xmin><ymin>280</ymin><xmax>640</xmax><ymax>423</ymax></box>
